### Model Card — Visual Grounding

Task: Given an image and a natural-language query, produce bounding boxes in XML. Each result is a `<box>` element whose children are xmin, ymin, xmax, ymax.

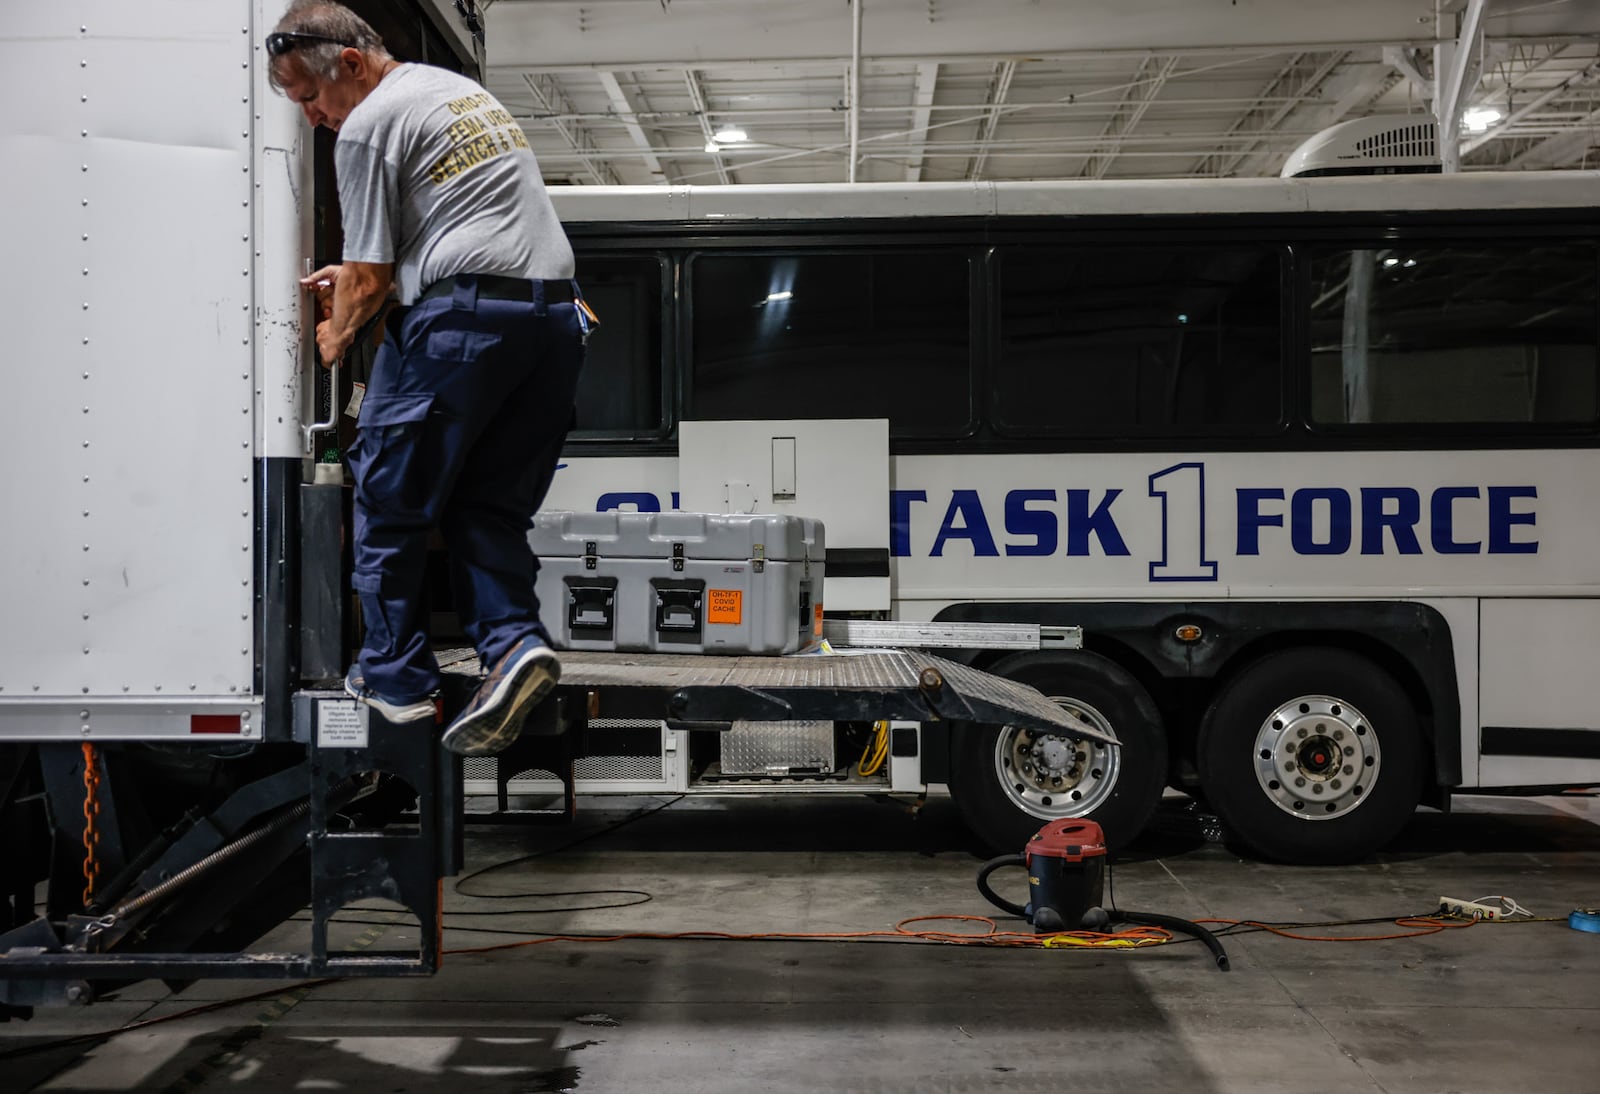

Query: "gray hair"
<box><xmin>267</xmin><ymin>1</ymin><xmax>391</xmax><ymax>91</ymax></box>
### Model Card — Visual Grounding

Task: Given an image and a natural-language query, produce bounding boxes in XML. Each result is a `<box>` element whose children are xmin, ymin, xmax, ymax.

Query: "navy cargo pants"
<box><xmin>348</xmin><ymin>275</ymin><xmax>586</xmax><ymax>702</ymax></box>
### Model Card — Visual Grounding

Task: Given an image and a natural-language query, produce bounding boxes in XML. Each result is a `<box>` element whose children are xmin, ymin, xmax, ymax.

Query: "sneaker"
<box><xmin>344</xmin><ymin>668</ymin><xmax>439</xmax><ymax>725</ymax></box>
<box><xmin>440</xmin><ymin>639</ymin><xmax>560</xmax><ymax>756</ymax></box>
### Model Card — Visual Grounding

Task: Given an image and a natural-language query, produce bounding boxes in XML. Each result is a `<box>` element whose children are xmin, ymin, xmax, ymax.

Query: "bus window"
<box><xmin>994</xmin><ymin>246</ymin><xmax>1282</xmax><ymax>435</ymax></box>
<box><xmin>571</xmin><ymin>256</ymin><xmax>666</xmax><ymax>436</ymax></box>
<box><xmin>687</xmin><ymin>251</ymin><xmax>972</xmax><ymax>434</ymax></box>
<box><xmin>1308</xmin><ymin>242</ymin><xmax>1599</xmax><ymax>426</ymax></box>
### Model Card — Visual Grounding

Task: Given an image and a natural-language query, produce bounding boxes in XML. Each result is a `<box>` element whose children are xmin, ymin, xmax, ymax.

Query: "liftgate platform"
<box><xmin>0</xmin><ymin>648</ymin><xmax>1110</xmax><ymax>1009</ymax></box>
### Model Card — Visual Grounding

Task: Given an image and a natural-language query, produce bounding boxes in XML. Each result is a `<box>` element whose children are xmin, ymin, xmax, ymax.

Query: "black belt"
<box><xmin>418</xmin><ymin>274</ymin><xmax>575</xmax><ymax>305</ymax></box>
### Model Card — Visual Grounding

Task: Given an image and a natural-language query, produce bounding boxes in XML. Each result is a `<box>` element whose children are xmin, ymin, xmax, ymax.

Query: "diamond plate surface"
<box><xmin>720</xmin><ymin>721</ymin><xmax>834</xmax><ymax>775</ymax></box>
<box><xmin>439</xmin><ymin>648</ymin><xmax>1112</xmax><ymax>742</ymax></box>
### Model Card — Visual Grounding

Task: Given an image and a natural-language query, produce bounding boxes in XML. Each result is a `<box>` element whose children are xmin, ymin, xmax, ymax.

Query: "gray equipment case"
<box><xmin>530</xmin><ymin>511</ymin><xmax>825</xmax><ymax>655</ymax></box>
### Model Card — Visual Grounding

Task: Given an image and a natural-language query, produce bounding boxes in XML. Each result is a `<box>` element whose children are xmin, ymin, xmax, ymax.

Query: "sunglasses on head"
<box><xmin>265</xmin><ymin>31</ymin><xmax>354</xmax><ymax>57</ymax></box>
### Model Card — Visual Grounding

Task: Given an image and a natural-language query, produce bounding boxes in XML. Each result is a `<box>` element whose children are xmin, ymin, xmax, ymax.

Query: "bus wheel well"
<box><xmin>1203</xmin><ymin>630</ymin><xmax>1438</xmax><ymax>768</ymax></box>
<box><xmin>969</xmin><ymin>640</ymin><xmax>1182</xmax><ymax>784</ymax></box>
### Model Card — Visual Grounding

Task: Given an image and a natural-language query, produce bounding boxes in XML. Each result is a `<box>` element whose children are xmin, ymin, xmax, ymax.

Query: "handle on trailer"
<box><xmin>300</xmin><ymin>257</ymin><xmax>341</xmax><ymax>453</ymax></box>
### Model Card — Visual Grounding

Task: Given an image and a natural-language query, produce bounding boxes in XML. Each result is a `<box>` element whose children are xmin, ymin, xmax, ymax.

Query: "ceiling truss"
<box><xmin>482</xmin><ymin>1</ymin><xmax>1600</xmax><ymax>185</ymax></box>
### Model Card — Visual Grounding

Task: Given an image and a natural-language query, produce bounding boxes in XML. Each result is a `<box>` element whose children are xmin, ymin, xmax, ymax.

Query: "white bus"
<box><xmin>534</xmin><ymin>173</ymin><xmax>1600</xmax><ymax>864</ymax></box>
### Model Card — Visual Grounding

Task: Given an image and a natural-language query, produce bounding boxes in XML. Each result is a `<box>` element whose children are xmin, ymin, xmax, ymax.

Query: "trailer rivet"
<box><xmin>155</xmin><ymin>685</ymin><xmax>161</xmax><ymax>691</ymax></box>
<box><xmin>80</xmin><ymin>710</ymin><xmax>89</xmax><ymax>719</ymax></box>
<box><xmin>82</xmin><ymin>725</ymin><xmax>90</xmax><ymax>734</ymax></box>
<box><xmin>83</xmin><ymin>647</ymin><xmax>90</xmax><ymax>655</ymax></box>
<box><xmin>241</xmin><ymin>711</ymin><xmax>250</xmax><ymax>721</ymax></box>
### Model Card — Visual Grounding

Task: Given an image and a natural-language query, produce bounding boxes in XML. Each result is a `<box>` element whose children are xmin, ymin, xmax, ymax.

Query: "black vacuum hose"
<box><xmin>1114</xmin><ymin>909</ymin><xmax>1230</xmax><ymax>970</ymax></box>
<box><xmin>974</xmin><ymin>854</ymin><xmax>1028</xmax><ymax>917</ymax></box>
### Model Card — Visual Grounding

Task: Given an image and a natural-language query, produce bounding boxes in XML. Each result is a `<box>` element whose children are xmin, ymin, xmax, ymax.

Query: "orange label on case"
<box><xmin>814</xmin><ymin>603</ymin><xmax>824</xmax><ymax>636</ymax></box>
<box><xmin>708</xmin><ymin>589</ymin><xmax>742</xmax><ymax>624</ymax></box>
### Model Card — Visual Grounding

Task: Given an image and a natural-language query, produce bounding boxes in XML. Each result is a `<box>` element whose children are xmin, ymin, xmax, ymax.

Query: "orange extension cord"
<box><xmin>445</xmin><ymin>914</ymin><xmax>1179</xmax><ymax>957</ymax></box>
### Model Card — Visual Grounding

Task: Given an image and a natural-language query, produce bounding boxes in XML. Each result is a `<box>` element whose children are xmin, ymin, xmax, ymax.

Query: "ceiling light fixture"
<box><xmin>1461</xmin><ymin>106</ymin><xmax>1502</xmax><ymax>133</ymax></box>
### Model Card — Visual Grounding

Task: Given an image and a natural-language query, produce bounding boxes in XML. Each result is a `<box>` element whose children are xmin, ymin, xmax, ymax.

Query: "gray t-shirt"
<box><xmin>335</xmin><ymin>64</ymin><xmax>574</xmax><ymax>305</ymax></box>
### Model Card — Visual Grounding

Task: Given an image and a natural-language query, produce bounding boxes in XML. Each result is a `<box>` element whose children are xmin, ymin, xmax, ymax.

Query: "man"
<box><xmin>268</xmin><ymin>1</ymin><xmax>586</xmax><ymax>755</ymax></box>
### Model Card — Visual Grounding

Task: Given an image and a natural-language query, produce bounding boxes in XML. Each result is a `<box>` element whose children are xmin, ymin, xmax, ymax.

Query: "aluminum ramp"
<box><xmin>439</xmin><ymin>649</ymin><xmax>1115</xmax><ymax>745</ymax></box>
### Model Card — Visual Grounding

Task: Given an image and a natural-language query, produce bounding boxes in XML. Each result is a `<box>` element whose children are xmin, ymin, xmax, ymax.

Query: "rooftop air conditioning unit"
<box><xmin>1281</xmin><ymin>116</ymin><xmax>1442</xmax><ymax>178</ymax></box>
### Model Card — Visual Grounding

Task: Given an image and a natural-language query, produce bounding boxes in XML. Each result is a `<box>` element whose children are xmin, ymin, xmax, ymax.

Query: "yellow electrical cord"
<box><xmin>856</xmin><ymin>720</ymin><xmax>890</xmax><ymax>776</ymax></box>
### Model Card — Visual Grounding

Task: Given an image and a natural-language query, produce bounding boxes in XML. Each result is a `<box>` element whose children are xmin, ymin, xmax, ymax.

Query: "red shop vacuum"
<box><xmin>975</xmin><ymin>818</ymin><xmax>1230</xmax><ymax>969</ymax></box>
<box><xmin>976</xmin><ymin>819</ymin><xmax>1109</xmax><ymax>932</ymax></box>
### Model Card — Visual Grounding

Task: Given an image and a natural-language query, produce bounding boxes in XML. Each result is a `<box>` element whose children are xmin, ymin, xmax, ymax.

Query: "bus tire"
<box><xmin>949</xmin><ymin>651</ymin><xmax>1166</xmax><ymax>855</ymax></box>
<box><xmin>1197</xmin><ymin>648</ymin><xmax>1423</xmax><ymax>864</ymax></box>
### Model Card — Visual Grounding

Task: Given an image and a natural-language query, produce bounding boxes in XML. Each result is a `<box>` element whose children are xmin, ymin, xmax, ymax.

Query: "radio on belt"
<box><xmin>530</xmin><ymin>510</ymin><xmax>825</xmax><ymax>655</ymax></box>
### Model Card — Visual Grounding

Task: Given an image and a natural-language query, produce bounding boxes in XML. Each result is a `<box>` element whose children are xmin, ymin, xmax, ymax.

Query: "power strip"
<box><xmin>1438</xmin><ymin>896</ymin><xmax>1503</xmax><ymax>920</ymax></box>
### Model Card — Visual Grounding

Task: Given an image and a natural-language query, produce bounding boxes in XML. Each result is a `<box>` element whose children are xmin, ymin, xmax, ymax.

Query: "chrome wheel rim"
<box><xmin>993</xmin><ymin>697</ymin><xmax>1120</xmax><ymax>819</ymax></box>
<box><xmin>1253</xmin><ymin>694</ymin><xmax>1380</xmax><ymax>821</ymax></box>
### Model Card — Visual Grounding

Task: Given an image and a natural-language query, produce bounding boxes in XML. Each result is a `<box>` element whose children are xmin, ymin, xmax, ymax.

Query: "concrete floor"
<box><xmin>5</xmin><ymin>790</ymin><xmax>1600</xmax><ymax>1093</ymax></box>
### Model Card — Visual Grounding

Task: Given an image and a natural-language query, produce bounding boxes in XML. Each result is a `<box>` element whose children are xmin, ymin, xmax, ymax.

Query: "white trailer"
<box><xmin>0</xmin><ymin>3</ymin><xmax>1091</xmax><ymax>1014</ymax></box>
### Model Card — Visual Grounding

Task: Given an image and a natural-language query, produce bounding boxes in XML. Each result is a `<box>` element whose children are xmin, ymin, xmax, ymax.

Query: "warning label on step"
<box><xmin>708</xmin><ymin>588</ymin><xmax>742</xmax><ymax>624</ymax></box>
<box><xmin>317</xmin><ymin>700</ymin><xmax>369</xmax><ymax>748</ymax></box>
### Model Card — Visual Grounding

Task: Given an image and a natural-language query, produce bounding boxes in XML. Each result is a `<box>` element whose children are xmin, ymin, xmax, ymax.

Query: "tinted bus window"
<box><xmin>688</xmin><ymin>252</ymin><xmax>971</xmax><ymax>434</ymax></box>
<box><xmin>995</xmin><ymin>247</ymin><xmax>1282</xmax><ymax>434</ymax></box>
<box><xmin>571</xmin><ymin>256</ymin><xmax>665</xmax><ymax>435</ymax></box>
<box><xmin>1309</xmin><ymin>242</ymin><xmax>1598</xmax><ymax>425</ymax></box>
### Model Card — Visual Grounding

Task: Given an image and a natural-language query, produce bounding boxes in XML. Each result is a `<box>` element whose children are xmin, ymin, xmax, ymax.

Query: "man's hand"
<box><xmin>301</xmin><ymin>264</ymin><xmax>341</xmax><ymax>320</ymax></box>
<box><xmin>314</xmin><ymin>318</ymin><xmax>345</xmax><ymax>369</ymax></box>
<box><xmin>299</xmin><ymin>260</ymin><xmax>393</xmax><ymax>368</ymax></box>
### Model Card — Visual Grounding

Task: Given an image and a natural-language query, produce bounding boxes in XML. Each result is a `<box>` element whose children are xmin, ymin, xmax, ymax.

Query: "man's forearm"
<box><xmin>325</xmin><ymin>262</ymin><xmax>394</xmax><ymax>359</ymax></box>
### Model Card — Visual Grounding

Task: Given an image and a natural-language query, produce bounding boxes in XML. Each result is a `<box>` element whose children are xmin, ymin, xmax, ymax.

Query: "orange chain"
<box><xmin>81</xmin><ymin>742</ymin><xmax>102</xmax><ymax>908</ymax></box>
